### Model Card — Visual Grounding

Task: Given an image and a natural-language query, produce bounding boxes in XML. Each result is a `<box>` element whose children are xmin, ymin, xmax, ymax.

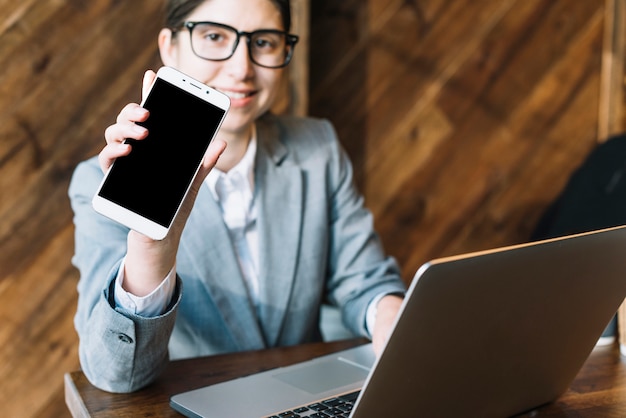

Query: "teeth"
<box><xmin>222</xmin><ymin>90</ymin><xmax>250</xmax><ymax>99</ymax></box>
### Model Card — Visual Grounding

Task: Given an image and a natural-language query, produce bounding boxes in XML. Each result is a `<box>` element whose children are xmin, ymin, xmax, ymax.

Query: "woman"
<box><xmin>69</xmin><ymin>0</ymin><xmax>405</xmax><ymax>393</ymax></box>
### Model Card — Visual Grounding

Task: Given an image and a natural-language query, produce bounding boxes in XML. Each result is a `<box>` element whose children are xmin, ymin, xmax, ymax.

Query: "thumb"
<box><xmin>141</xmin><ymin>69</ymin><xmax>157</xmax><ymax>103</ymax></box>
<box><xmin>194</xmin><ymin>139</ymin><xmax>227</xmax><ymax>187</ymax></box>
<box><xmin>168</xmin><ymin>139</ymin><xmax>227</xmax><ymax>239</ymax></box>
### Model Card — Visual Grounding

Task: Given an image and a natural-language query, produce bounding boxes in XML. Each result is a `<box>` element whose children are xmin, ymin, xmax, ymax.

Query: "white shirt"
<box><xmin>114</xmin><ymin>133</ymin><xmax>381</xmax><ymax>334</ymax></box>
<box><xmin>206</xmin><ymin>135</ymin><xmax>260</xmax><ymax>303</ymax></box>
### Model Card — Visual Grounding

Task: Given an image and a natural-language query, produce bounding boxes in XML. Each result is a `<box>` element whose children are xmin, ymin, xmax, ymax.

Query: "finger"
<box><xmin>104</xmin><ymin>103</ymin><xmax>149</xmax><ymax>149</ymax></box>
<box><xmin>115</xmin><ymin>103</ymin><xmax>149</xmax><ymax>125</ymax></box>
<box><xmin>98</xmin><ymin>142</ymin><xmax>131</xmax><ymax>173</ymax></box>
<box><xmin>104</xmin><ymin>121</ymin><xmax>148</xmax><ymax>146</ymax></box>
<box><xmin>98</xmin><ymin>71</ymin><xmax>155</xmax><ymax>175</ymax></box>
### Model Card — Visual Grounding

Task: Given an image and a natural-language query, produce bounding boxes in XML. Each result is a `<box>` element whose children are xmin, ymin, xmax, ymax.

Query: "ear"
<box><xmin>158</xmin><ymin>28</ymin><xmax>178</xmax><ymax>67</ymax></box>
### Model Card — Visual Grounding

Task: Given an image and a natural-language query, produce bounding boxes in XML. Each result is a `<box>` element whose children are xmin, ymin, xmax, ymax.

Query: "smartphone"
<box><xmin>92</xmin><ymin>66</ymin><xmax>230</xmax><ymax>240</ymax></box>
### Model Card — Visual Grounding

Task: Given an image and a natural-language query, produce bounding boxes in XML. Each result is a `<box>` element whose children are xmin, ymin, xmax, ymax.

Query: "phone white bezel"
<box><xmin>92</xmin><ymin>66</ymin><xmax>230</xmax><ymax>240</ymax></box>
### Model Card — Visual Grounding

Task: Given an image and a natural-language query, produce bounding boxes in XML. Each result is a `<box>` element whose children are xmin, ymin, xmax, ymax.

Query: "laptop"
<box><xmin>170</xmin><ymin>225</ymin><xmax>626</xmax><ymax>418</ymax></box>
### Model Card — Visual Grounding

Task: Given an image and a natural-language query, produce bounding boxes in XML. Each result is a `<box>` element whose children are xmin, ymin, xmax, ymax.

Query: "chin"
<box><xmin>225</xmin><ymin>110</ymin><xmax>262</xmax><ymax>129</ymax></box>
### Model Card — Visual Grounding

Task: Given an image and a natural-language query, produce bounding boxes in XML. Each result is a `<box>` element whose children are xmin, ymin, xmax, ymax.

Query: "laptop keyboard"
<box><xmin>266</xmin><ymin>390</ymin><xmax>360</xmax><ymax>418</ymax></box>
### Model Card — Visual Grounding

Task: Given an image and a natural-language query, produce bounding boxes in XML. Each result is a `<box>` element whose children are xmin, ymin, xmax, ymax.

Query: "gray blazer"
<box><xmin>69</xmin><ymin>114</ymin><xmax>405</xmax><ymax>392</ymax></box>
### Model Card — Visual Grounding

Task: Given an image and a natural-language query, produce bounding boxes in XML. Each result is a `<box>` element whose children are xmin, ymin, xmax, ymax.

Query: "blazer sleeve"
<box><xmin>68</xmin><ymin>157</ymin><xmax>180</xmax><ymax>393</ymax></box>
<box><xmin>308</xmin><ymin>119</ymin><xmax>407</xmax><ymax>336</ymax></box>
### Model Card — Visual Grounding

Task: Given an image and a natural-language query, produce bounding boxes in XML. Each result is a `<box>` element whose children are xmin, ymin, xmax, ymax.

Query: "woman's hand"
<box><xmin>371</xmin><ymin>294</ymin><xmax>404</xmax><ymax>355</ymax></box>
<box><xmin>99</xmin><ymin>69</ymin><xmax>226</xmax><ymax>296</ymax></box>
<box><xmin>99</xmin><ymin>70</ymin><xmax>156</xmax><ymax>174</ymax></box>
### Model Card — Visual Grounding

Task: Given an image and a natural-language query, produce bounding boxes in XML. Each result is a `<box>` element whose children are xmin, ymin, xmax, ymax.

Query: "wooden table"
<box><xmin>65</xmin><ymin>338</ymin><xmax>626</xmax><ymax>417</ymax></box>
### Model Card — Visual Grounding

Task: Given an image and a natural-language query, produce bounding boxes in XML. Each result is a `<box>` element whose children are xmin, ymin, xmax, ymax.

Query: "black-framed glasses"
<box><xmin>179</xmin><ymin>21</ymin><xmax>299</xmax><ymax>69</ymax></box>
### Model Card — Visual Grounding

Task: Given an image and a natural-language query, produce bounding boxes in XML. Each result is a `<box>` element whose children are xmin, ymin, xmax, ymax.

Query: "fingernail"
<box><xmin>132</xmin><ymin>125</ymin><xmax>147</xmax><ymax>135</ymax></box>
<box><xmin>134</xmin><ymin>107</ymin><xmax>149</xmax><ymax>118</ymax></box>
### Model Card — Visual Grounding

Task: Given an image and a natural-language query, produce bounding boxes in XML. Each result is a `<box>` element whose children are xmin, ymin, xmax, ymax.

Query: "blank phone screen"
<box><xmin>98</xmin><ymin>77</ymin><xmax>226</xmax><ymax>227</ymax></box>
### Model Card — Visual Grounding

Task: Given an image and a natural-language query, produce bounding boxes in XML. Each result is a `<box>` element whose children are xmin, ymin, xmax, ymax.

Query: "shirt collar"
<box><xmin>206</xmin><ymin>125</ymin><xmax>257</xmax><ymax>199</ymax></box>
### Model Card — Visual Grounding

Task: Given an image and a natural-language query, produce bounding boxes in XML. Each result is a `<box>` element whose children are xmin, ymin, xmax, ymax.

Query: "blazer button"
<box><xmin>117</xmin><ymin>333</ymin><xmax>133</xmax><ymax>344</ymax></box>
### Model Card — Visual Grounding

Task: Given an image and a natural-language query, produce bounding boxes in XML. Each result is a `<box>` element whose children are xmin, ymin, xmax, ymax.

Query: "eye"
<box><xmin>252</xmin><ymin>33</ymin><xmax>282</xmax><ymax>51</ymax></box>
<box><xmin>255</xmin><ymin>38</ymin><xmax>273</xmax><ymax>48</ymax></box>
<box><xmin>193</xmin><ymin>24</ymin><xmax>232</xmax><ymax>45</ymax></box>
<box><xmin>205</xmin><ymin>32</ymin><xmax>223</xmax><ymax>42</ymax></box>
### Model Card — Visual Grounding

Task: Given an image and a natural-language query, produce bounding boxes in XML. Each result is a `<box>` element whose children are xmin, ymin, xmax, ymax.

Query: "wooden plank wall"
<box><xmin>0</xmin><ymin>1</ymin><xmax>612</xmax><ymax>417</ymax></box>
<box><xmin>0</xmin><ymin>3</ymin><xmax>163</xmax><ymax>417</ymax></box>
<box><xmin>310</xmin><ymin>0</ymin><xmax>606</xmax><ymax>280</ymax></box>
<box><xmin>599</xmin><ymin>0</ymin><xmax>625</xmax><ymax>140</ymax></box>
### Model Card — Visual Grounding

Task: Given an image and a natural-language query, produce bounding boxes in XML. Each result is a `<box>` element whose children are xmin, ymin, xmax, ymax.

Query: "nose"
<box><xmin>225</xmin><ymin>37</ymin><xmax>254</xmax><ymax>79</ymax></box>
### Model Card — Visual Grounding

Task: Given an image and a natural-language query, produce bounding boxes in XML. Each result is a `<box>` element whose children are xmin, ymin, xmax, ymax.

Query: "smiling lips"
<box><xmin>224</xmin><ymin>90</ymin><xmax>253</xmax><ymax>99</ymax></box>
<box><xmin>216</xmin><ymin>88</ymin><xmax>257</xmax><ymax>102</ymax></box>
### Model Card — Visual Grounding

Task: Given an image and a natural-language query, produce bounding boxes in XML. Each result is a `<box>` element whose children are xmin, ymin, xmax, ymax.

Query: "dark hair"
<box><xmin>164</xmin><ymin>0</ymin><xmax>292</xmax><ymax>32</ymax></box>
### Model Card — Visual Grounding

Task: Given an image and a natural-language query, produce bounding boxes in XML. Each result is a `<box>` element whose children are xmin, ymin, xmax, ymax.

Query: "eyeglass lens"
<box><xmin>189</xmin><ymin>22</ymin><xmax>294</xmax><ymax>68</ymax></box>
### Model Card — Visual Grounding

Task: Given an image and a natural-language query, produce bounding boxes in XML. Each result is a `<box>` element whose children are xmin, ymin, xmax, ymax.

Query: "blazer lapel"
<box><xmin>254</xmin><ymin>116</ymin><xmax>303</xmax><ymax>346</ymax></box>
<box><xmin>180</xmin><ymin>185</ymin><xmax>266</xmax><ymax>349</ymax></box>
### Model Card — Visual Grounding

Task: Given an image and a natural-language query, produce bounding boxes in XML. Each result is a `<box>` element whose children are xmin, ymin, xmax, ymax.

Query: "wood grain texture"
<box><xmin>599</xmin><ymin>0</ymin><xmax>625</xmax><ymax>140</ymax></box>
<box><xmin>64</xmin><ymin>341</ymin><xmax>626</xmax><ymax>417</ymax></box>
<box><xmin>0</xmin><ymin>3</ymin><xmax>163</xmax><ymax>417</ymax></box>
<box><xmin>65</xmin><ymin>339</ymin><xmax>368</xmax><ymax>418</ymax></box>
<box><xmin>310</xmin><ymin>0</ymin><xmax>605</xmax><ymax>280</ymax></box>
<box><xmin>0</xmin><ymin>1</ymin><xmax>617</xmax><ymax>417</ymax></box>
